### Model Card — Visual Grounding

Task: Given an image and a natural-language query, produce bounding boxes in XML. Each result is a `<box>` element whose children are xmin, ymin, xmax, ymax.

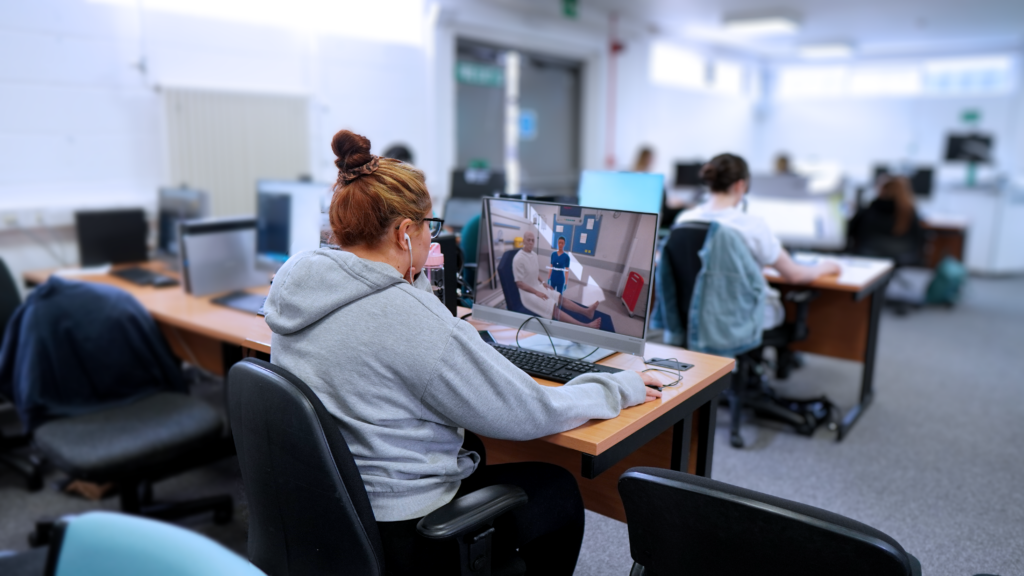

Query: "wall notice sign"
<box><xmin>456</xmin><ymin>62</ymin><xmax>504</xmax><ymax>87</ymax></box>
<box><xmin>586</xmin><ymin>219</ymin><xmax>594</xmax><ymax>229</ymax></box>
<box><xmin>519</xmin><ymin>109</ymin><xmax>537</xmax><ymax>141</ymax></box>
<box><xmin>580</xmin><ymin>233</ymin><xmax>588</xmax><ymax>243</ymax></box>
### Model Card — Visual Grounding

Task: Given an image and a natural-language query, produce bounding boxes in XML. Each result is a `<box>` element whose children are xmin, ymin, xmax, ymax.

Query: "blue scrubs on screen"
<box><xmin>549</xmin><ymin>252</ymin><xmax>570</xmax><ymax>293</ymax></box>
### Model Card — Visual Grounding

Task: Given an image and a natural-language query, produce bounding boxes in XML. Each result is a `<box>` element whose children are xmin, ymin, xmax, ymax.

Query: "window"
<box><xmin>650</xmin><ymin>42</ymin><xmax>706</xmax><ymax>90</ymax></box>
<box><xmin>712</xmin><ymin>60</ymin><xmax>744</xmax><ymax>95</ymax></box>
<box><xmin>923</xmin><ymin>55</ymin><xmax>1015</xmax><ymax>95</ymax></box>
<box><xmin>849</xmin><ymin>66</ymin><xmax>921</xmax><ymax>96</ymax></box>
<box><xmin>777</xmin><ymin>66</ymin><xmax>847</xmax><ymax>99</ymax></box>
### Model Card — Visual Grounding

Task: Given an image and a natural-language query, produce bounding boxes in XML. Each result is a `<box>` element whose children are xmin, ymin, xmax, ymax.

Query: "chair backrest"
<box><xmin>0</xmin><ymin>258</ymin><xmax>21</xmax><ymax>341</ymax></box>
<box><xmin>227</xmin><ymin>358</ymin><xmax>384</xmax><ymax>576</ymax></box>
<box><xmin>619</xmin><ymin>467</ymin><xmax>913</xmax><ymax>576</ymax></box>
<box><xmin>660</xmin><ymin>223</ymin><xmax>710</xmax><ymax>347</ymax></box>
<box><xmin>496</xmin><ymin>249</ymin><xmax>528</xmax><ymax>314</ymax></box>
<box><xmin>47</xmin><ymin>511</ymin><xmax>264</xmax><ymax>576</ymax></box>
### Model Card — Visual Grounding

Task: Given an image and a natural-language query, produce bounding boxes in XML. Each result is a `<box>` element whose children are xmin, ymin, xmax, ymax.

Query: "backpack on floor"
<box><xmin>926</xmin><ymin>256</ymin><xmax>967</xmax><ymax>306</ymax></box>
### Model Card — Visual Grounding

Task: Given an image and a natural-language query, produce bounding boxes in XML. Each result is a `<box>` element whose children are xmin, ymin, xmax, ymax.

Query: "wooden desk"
<box><xmin>921</xmin><ymin>217</ymin><xmax>967</xmax><ymax>268</ymax></box>
<box><xmin>24</xmin><ymin>262</ymin><xmax>272</xmax><ymax>375</ymax></box>
<box><xmin>25</xmin><ymin>264</ymin><xmax>734</xmax><ymax>522</ymax></box>
<box><xmin>765</xmin><ymin>256</ymin><xmax>894</xmax><ymax>440</ymax></box>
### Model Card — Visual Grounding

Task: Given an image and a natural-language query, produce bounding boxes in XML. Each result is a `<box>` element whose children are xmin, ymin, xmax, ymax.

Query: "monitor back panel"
<box><xmin>76</xmin><ymin>209</ymin><xmax>148</xmax><ymax>266</ymax></box>
<box><xmin>180</xmin><ymin>218</ymin><xmax>266</xmax><ymax>296</ymax></box>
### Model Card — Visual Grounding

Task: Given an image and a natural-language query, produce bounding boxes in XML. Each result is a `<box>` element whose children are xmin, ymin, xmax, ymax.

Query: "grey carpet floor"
<box><xmin>2</xmin><ymin>277</ymin><xmax>1022</xmax><ymax>575</ymax></box>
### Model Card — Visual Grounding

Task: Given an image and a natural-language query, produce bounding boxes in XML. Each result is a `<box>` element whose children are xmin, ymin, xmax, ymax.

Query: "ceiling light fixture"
<box><xmin>799</xmin><ymin>43</ymin><xmax>855</xmax><ymax>59</ymax></box>
<box><xmin>723</xmin><ymin>16</ymin><xmax>799</xmax><ymax>36</ymax></box>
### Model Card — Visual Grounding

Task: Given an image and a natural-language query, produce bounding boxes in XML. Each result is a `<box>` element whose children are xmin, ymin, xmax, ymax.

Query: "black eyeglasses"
<box><xmin>396</xmin><ymin>217</ymin><xmax>445</xmax><ymax>238</ymax></box>
<box><xmin>424</xmin><ymin>218</ymin><xmax>445</xmax><ymax>238</ymax></box>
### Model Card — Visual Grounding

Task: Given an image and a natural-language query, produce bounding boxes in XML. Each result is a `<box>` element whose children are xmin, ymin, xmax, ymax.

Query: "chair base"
<box><xmin>0</xmin><ymin>451</ymin><xmax>43</xmax><ymax>492</ymax></box>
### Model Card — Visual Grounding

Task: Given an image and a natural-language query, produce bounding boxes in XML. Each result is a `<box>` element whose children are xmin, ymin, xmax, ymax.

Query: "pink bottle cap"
<box><xmin>424</xmin><ymin>242</ymin><xmax>444</xmax><ymax>268</ymax></box>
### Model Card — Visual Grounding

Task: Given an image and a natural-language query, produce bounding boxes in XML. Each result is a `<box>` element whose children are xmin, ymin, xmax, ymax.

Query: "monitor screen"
<box><xmin>910</xmin><ymin>168</ymin><xmax>933</xmax><ymax>198</ymax></box>
<box><xmin>675</xmin><ymin>163</ymin><xmax>703</xmax><ymax>187</ymax></box>
<box><xmin>158</xmin><ymin>187</ymin><xmax>209</xmax><ymax>255</ymax></box>
<box><xmin>745</xmin><ymin>195</ymin><xmax>846</xmax><ymax>251</ymax></box>
<box><xmin>577</xmin><ymin>171</ymin><xmax>664</xmax><ymax>217</ymax></box>
<box><xmin>473</xmin><ymin>197</ymin><xmax>660</xmax><ymax>356</ymax></box>
<box><xmin>75</xmin><ymin>209</ymin><xmax>148</xmax><ymax>266</ymax></box>
<box><xmin>945</xmin><ymin>133</ymin><xmax>993</xmax><ymax>163</ymax></box>
<box><xmin>443</xmin><ymin>197</ymin><xmax>483</xmax><ymax>230</ymax></box>
<box><xmin>256</xmin><ymin>180</ymin><xmax>331</xmax><ymax>263</ymax></box>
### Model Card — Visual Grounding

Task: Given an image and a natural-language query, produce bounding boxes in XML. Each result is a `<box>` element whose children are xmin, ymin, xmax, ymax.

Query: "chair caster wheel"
<box><xmin>730</xmin><ymin>433</ymin><xmax>744</xmax><ymax>448</ymax></box>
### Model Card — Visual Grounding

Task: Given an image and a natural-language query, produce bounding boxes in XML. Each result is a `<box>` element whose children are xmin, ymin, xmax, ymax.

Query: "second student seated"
<box><xmin>675</xmin><ymin>153</ymin><xmax>840</xmax><ymax>329</ymax></box>
<box><xmin>263</xmin><ymin>129</ymin><xmax>662</xmax><ymax>576</ymax></box>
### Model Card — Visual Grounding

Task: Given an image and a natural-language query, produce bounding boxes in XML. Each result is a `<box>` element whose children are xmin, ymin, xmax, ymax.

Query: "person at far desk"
<box><xmin>848</xmin><ymin>175</ymin><xmax>925</xmax><ymax>265</ymax></box>
<box><xmin>675</xmin><ymin>153</ymin><xmax>840</xmax><ymax>329</ymax></box>
<box><xmin>263</xmin><ymin>129</ymin><xmax>662</xmax><ymax>576</ymax></box>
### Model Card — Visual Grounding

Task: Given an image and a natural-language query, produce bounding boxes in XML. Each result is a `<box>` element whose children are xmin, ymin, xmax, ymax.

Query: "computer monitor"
<box><xmin>744</xmin><ymin>195</ymin><xmax>846</xmax><ymax>251</ymax></box>
<box><xmin>451</xmin><ymin>169</ymin><xmax>506</xmax><ymax>199</ymax></box>
<box><xmin>158</xmin><ymin>187</ymin><xmax>209</xmax><ymax>256</ymax></box>
<box><xmin>75</xmin><ymin>209</ymin><xmax>148</xmax><ymax>266</ymax></box>
<box><xmin>179</xmin><ymin>217</ymin><xmax>267</xmax><ymax>297</ymax></box>
<box><xmin>577</xmin><ymin>171</ymin><xmax>665</xmax><ymax>216</ymax></box>
<box><xmin>674</xmin><ymin>163</ymin><xmax>703</xmax><ymax>187</ymax></box>
<box><xmin>473</xmin><ymin>197</ymin><xmax>660</xmax><ymax>357</ymax></box>
<box><xmin>748</xmin><ymin>174</ymin><xmax>811</xmax><ymax>198</ymax></box>
<box><xmin>443</xmin><ymin>197</ymin><xmax>483</xmax><ymax>231</ymax></box>
<box><xmin>945</xmin><ymin>133</ymin><xmax>993</xmax><ymax>163</ymax></box>
<box><xmin>256</xmin><ymin>180</ymin><xmax>331</xmax><ymax>265</ymax></box>
<box><xmin>910</xmin><ymin>168</ymin><xmax>933</xmax><ymax>198</ymax></box>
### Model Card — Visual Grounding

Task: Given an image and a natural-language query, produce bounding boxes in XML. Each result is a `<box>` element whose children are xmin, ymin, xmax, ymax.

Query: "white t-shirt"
<box><xmin>675</xmin><ymin>201</ymin><xmax>783</xmax><ymax>268</ymax></box>
<box><xmin>512</xmin><ymin>249</ymin><xmax>543</xmax><ymax>289</ymax></box>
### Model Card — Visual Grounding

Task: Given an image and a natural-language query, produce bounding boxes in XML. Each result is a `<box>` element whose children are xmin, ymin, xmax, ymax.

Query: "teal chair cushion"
<box><xmin>52</xmin><ymin>512</ymin><xmax>264</xmax><ymax>576</ymax></box>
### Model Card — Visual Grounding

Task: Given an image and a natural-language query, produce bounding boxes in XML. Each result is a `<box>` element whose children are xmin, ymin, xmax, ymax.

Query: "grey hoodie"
<box><xmin>265</xmin><ymin>248</ymin><xmax>646</xmax><ymax>522</ymax></box>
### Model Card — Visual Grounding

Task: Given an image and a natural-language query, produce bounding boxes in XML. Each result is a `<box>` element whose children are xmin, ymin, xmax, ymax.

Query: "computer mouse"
<box><xmin>152</xmin><ymin>276</ymin><xmax>180</xmax><ymax>288</ymax></box>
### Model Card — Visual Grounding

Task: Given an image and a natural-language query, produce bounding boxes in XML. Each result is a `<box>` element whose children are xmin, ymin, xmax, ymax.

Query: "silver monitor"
<box><xmin>179</xmin><ymin>217</ymin><xmax>267</xmax><ymax>297</ymax></box>
<box><xmin>256</xmin><ymin>180</ymin><xmax>332</xmax><ymax>266</ymax></box>
<box><xmin>474</xmin><ymin>198</ymin><xmax>660</xmax><ymax>357</ymax></box>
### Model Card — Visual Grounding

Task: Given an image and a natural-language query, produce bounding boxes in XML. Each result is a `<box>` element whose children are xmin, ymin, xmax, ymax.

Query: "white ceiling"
<box><xmin>497</xmin><ymin>0</ymin><xmax>1024</xmax><ymax>60</ymax></box>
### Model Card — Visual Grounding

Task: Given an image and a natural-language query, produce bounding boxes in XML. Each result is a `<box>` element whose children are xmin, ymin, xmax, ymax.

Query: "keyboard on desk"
<box><xmin>488</xmin><ymin>343</ymin><xmax>621</xmax><ymax>383</ymax></box>
<box><xmin>110</xmin><ymin>267</ymin><xmax>179</xmax><ymax>287</ymax></box>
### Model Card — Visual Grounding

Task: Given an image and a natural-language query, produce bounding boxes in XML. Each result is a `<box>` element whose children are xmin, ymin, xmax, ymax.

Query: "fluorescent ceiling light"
<box><xmin>723</xmin><ymin>16</ymin><xmax>799</xmax><ymax>36</ymax></box>
<box><xmin>800</xmin><ymin>43</ymin><xmax>854</xmax><ymax>59</ymax></box>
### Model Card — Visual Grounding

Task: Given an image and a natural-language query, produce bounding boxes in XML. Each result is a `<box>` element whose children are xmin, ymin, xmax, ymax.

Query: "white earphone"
<box><xmin>404</xmin><ymin>233</ymin><xmax>413</xmax><ymax>277</ymax></box>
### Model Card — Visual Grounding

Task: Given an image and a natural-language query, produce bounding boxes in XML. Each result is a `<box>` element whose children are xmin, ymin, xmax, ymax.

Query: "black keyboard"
<box><xmin>488</xmin><ymin>343</ymin><xmax>621</xmax><ymax>383</ymax></box>
<box><xmin>110</xmin><ymin>267</ymin><xmax>179</xmax><ymax>287</ymax></box>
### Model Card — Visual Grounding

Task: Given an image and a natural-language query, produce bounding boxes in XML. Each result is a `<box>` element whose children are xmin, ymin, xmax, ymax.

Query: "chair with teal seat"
<box><xmin>460</xmin><ymin>214</ymin><xmax>481</xmax><ymax>307</ymax></box>
<box><xmin>45</xmin><ymin>511</ymin><xmax>265</xmax><ymax>576</ymax></box>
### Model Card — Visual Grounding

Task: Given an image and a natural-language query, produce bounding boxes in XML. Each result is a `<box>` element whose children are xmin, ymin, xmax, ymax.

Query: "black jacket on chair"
<box><xmin>0</xmin><ymin>275</ymin><xmax>184</xmax><ymax>431</ymax></box>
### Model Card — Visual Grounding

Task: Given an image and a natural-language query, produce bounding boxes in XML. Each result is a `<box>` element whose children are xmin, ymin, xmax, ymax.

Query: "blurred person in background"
<box><xmin>383</xmin><ymin>143</ymin><xmax>414</xmax><ymax>165</ymax></box>
<box><xmin>848</xmin><ymin>176</ymin><xmax>925</xmax><ymax>266</ymax></box>
<box><xmin>775</xmin><ymin>153</ymin><xmax>792</xmax><ymax>174</ymax></box>
<box><xmin>675</xmin><ymin>153</ymin><xmax>840</xmax><ymax>329</ymax></box>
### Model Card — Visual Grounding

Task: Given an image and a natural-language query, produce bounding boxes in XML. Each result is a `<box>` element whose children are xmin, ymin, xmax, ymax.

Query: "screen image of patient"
<box><xmin>475</xmin><ymin>200</ymin><xmax>659</xmax><ymax>339</ymax></box>
<box><xmin>512</xmin><ymin>231</ymin><xmax>603</xmax><ymax>329</ymax></box>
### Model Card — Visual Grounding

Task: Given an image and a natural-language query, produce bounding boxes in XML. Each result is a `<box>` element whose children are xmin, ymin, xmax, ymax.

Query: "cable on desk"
<box><xmin>513</xmin><ymin>315</ymin><xmax>599</xmax><ymax>361</ymax></box>
<box><xmin>459</xmin><ymin>311</ymin><xmax>473</xmax><ymax>320</ymax></box>
<box><xmin>641</xmin><ymin>357</ymin><xmax>685</xmax><ymax>388</ymax></box>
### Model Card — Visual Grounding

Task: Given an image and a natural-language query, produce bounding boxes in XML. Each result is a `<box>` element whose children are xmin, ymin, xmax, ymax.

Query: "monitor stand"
<box><xmin>514</xmin><ymin>334</ymin><xmax>617</xmax><ymax>363</ymax></box>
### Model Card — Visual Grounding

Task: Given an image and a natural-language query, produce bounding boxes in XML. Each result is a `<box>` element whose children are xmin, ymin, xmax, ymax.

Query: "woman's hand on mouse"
<box><xmin>638</xmin><ymin>372</ymin><xmax>663</xmax><ymax>402</ymax></box>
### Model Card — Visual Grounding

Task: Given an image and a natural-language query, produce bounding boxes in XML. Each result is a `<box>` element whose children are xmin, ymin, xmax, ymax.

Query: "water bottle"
<box><xmin>423</xmin><ymin>242</ymin><xmax>445</xmax><ymax>306</ymax></box>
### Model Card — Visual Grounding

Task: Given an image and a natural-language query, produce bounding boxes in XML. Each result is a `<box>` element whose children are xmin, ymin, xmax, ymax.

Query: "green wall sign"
<box><xmin>456</xmin><ymin>61</ymin><xmax>504</xmax><ymax>87</ymax></box>
<box><xmin>562</xmin><ymin>0</ymin><xmax>578</xmax><ymax>19</ymax></box>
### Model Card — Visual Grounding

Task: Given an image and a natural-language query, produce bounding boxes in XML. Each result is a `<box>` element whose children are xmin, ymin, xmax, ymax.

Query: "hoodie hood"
<box><xmin>264</xmin><ymin>248</ymin><xmax>408</xmax><ymax>335</ymax></box>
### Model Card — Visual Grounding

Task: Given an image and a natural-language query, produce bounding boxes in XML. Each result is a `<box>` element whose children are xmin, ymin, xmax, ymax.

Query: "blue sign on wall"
<box><xmin>520</xmin><ymin>109</ymin><xmax>537</xmax><ymax>141</ymax></box>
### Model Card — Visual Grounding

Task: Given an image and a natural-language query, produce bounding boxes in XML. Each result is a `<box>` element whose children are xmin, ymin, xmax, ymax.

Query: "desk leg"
<box><xmin>837</xmin><ymin>288</ymin><xmax>884</xmax><ymax>440</ymax></box>
<box><xmin>693</xmin><ymin>396</ymin><xmax>718</xmax><ymax>477</ymax></box>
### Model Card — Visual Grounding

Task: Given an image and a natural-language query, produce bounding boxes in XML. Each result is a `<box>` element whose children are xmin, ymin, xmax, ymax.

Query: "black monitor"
<box><xmin>158</xmin><ymin>187</ymin><xmax>209</xmax><ymax>255</ymax></box>
<box><xmin>945</xmin><ymin>133</ymin><xmax>993</xmax><ymax>163</ymax></box>
<box><xmin>256</xmin><ymin>192</ymin><xmax>291</xmax><ymax>263</ymax></box>
<box><xmin>451</xmin><ymin>169</ymin><xmax>506</xmax><ymax>198</ymax></box>
<box><xmin>443</xmin><ymin>197</ymin><xmax>482</xmax><ymax>231</ymax></box>
<box><xmin>674</xmin><ymin>162</ymin><xmax>703</xmax><ymax>187</ymax></box>
<box><xmin>76</xmin><ymin>209</ymin><xmax>148</xmax><ymax>266</ymax></box>
<box><xmin>910</xmin><ymin>168</ymin><xmax>933</xmax><ymax>198</ymax></box>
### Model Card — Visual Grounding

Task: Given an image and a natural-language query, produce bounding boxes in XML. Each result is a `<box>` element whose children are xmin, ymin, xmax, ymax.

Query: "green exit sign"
<box><xmin>456</xmin><ymin>61</ymin><xmax>504</xmax><ymax>87</ymax></box>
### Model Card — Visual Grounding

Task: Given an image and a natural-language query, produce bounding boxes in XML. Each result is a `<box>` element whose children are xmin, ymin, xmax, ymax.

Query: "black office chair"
<box><xmin>619</xmin><ymin>467</ymin><xmax>921</xmax><ymax>576</ymax></box>
<box><xmin>662</xmin><ymin>222</ymin><xmax>825</xmax><ymax>448</ymax></box>
<box><xmin>0</xmin><ymin>257</ymin><xmax>43</xmax><ymax>490</ymax></box>
<box><xmin>0</xmin><ymin>276</ymin><xmax>234</xmax><ymax>545</ymax></box>
<box><xmin>227</xmin><ymin>358</ymin><xmax>528</xmax><ymax>576</ymax></box>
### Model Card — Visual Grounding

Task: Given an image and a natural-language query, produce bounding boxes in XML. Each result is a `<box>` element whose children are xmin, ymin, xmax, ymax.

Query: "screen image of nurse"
<box><xmin>548</xmin><ymin>237</ymin><xmax>570</xmax><ymax>294</ymax></box>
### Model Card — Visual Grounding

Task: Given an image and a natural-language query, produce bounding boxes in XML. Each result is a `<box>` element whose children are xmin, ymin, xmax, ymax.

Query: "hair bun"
<box><xmin>699</xmin><ymin>163</ymin><xmax>718</xmax><ymax>182</ymax></box>
<box><xmin>332</xmin><ymin>130</ymin><xmax>373</xmax><ymax>172</ymax></box>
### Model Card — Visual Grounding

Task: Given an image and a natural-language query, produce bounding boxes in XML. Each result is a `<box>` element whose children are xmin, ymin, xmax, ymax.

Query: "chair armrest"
<box><xmin>416</xmin><ymin>484</ymin><xmax>528</xmax><ymax>540</ymax></box>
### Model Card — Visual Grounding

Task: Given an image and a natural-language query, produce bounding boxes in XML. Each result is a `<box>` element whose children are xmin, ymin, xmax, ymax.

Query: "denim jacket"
<box><xmin>651</xmin><ymin>221</ymin><xmax>765</xmax><ymax>357</ymax></box>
